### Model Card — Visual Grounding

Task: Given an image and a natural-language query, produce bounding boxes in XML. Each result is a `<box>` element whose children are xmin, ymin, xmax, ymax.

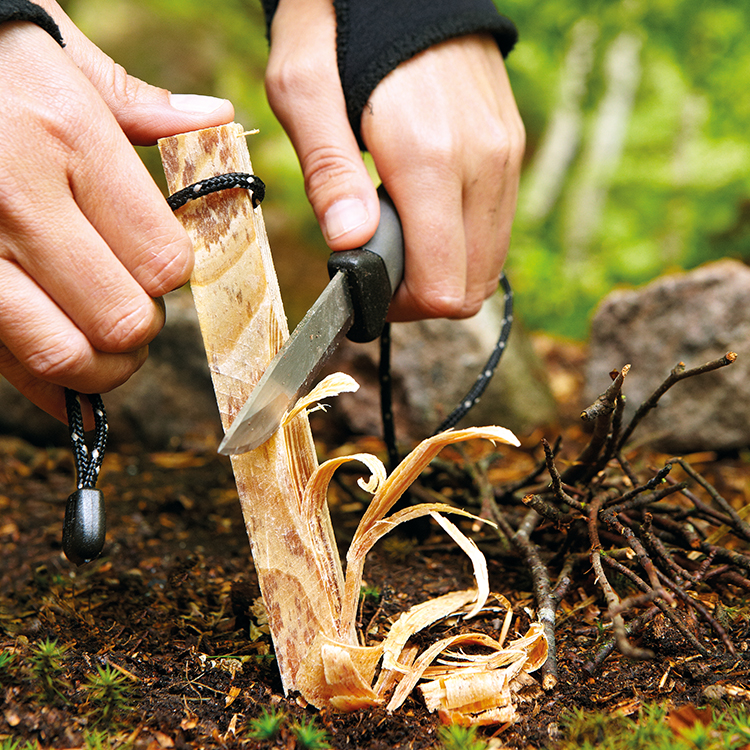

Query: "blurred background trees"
<box><xmin>62</xmin><ymin>0</ymin><xmax>750</xmax><ymax>339</ymax></box>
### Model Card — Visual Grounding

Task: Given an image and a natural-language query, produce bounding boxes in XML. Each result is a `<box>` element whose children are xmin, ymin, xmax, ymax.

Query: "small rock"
<box><xmin>586</xmin><ymin>259</ymin><xmax>750</xmax><ymax>453</ymax></box>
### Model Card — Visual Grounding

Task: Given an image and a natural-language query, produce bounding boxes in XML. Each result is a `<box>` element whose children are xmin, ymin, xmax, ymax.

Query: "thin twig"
<box><xmin>617</xmin><ymin>352</ymin><xmax>737</xmax><ymax>450</ymax></box>
<box><xmin>584</xmin><ymin>605</ymin><xmax>660</xmax><ymax>675</ymax></box>
<box><xmin>604</xmin><ymin>463</ymin><xmax>673</xmax><ymax>509</ymax></box>
<box><xmin>541</xmin><ymin>438</ymin><xmax>588</xmax><ymax>512</ymax></box>
<box><xmin>606</xmin><ymin>480</ymin><xmax>688</xmax><ymax>515</ymax></box>
<box><xmin>565</xmin><ymin>366</ymin><xmax>629</xmax><ymax>484</ymax></box>
<box><xmin>598</xmin><ymin>506</ymin><xmax>669</xmax><ymax>597</ymax></box>
<box><xmin>641</xmin><ymin>522</ymin><xmax>702</xmax><ymax>586</ymax></box>
<box><xmin>671</xmin><ymin>457</ymin><xmax>750</xmax><ymax>542</ymax></box>
<box><xmin>600</xmin><ymin>393</ymin><xmax>626</xmax><ymax>469</ymax></box>
<box><xmin>588</xmin><ymin>496</ymin><xmax>654</xmax><ymax>659</ymax></box>
<box><xmin>601</xmin><ymin>555</ymin><xmax>712</xmax><ymax>657</ymax></box>
<box><xmin>654</xmin><ymin>568</ymin><xmax>737</xmax><ymax>656</ymax></box>
<box><xmin>512</xmin><ymin>509</ymin><xmax>558</xmax><ymax>690</ymax></box>
<box><xmin>495</xmin><ymin>436</ymin><xmax>563</xmax><ymax>500</ymax></box>
<box><xmin>616</xmin><ymin>452</ymin><xmax>641</xmax><ymax>487</ymax></box>
<box><xmin>522</xmin><ymin>494</ymin><xmax>575</xmax><ymax>526</ymax></box>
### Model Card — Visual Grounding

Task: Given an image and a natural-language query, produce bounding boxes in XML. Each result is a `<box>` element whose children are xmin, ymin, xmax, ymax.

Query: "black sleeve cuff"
<box><xmin>0</xmin><ymin>0</ymin><xmax>64</xmax><ymax>45</ymax></box>
<box><xmin>335</xmin><ymin>0</ymin><xmax>517</xmax><ymax>148</ymax></box>
<box><xmin>260</xmin><ymin>0</ymin><xmax>517</xmax><ymax>150</ymax></box>
<box><xmin>259</xmin><ymin>0</ymin><xmax>277</xmax><ymax>39</ymax></box>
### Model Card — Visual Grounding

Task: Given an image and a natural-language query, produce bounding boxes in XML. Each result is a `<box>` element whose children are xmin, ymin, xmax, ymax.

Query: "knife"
<box><xmin>218</xmin><ymin>185</ymin><xmax>404</xmax><ymax>455</ymax></box>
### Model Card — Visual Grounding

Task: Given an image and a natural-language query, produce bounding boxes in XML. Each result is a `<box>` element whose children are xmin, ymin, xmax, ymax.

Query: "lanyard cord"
<box><xmin>379</xmin><ymin>273</ymin><xmax>514</xmax><ymax>471</ymax></box>
<box><xmin>65</xmin><ymin>389</ymin><xmax>108</xmax><ymax>490</ymax></box>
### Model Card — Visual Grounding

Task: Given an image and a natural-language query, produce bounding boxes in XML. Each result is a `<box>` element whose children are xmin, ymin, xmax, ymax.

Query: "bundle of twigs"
<box><xmin>478</xmin><ymin>352</ymin><xmax>747</xmax><ymax>689</ymax></box>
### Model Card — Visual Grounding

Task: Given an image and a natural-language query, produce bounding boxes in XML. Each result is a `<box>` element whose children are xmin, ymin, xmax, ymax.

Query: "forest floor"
<box><xmin>1</xmin><ymin>339</ymin><xmax>749</xmax><ymax>749</ymax></box>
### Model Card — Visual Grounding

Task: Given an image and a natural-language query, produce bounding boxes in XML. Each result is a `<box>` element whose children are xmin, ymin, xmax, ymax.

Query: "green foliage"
<box><xmin>553</xmin><ymin>702</ymin><xmax>750</xmax><ymax>750</ymax></box>
<box><xmin>438</xmin><ymin>724</ymin><xmax>489</xmax><ymax>750</ymax></box>
<box><xmin>0</xmin><ymin>740</ymin><xmax>38</xmax><ymax>750</ymax></box>
<box><xmin>83</xmin><ymin>664</ymin><xmax>133</xmax><ymax>724</ymax></box>
<box><xmin>290</xmin><ymin>716</ymin><xmax>331</xmax><ymax>750</ymax></box>
<box><xmin>500</xmin><ymin>0</ymin><xmax>750</xmax><ymax>338</ymax></box>
<box><xmin>0</xmin><ymin>649</ymin><xmax>16</xmax><ymax>678</ymax></box>
<box><xmin>0</xmin><ymin>740</ymin><xmax>39</xmax><ymax>750</ymax></box>
<box><xmin>246</xmin><ymin>709</ymin><xmax>330</xmax><ymax>747</ymax></box>
<box><xmin>29</xmin><ymin>638</ymin><xmax>69</xmax><ymax>703</ymax></box>
<box><xmin>82</xmin><ymin>730</ymin><xmax>114</xmax><ymax>750</ymax></box>
<box><xmin>81</xmin><ymin>728</ymin><xmax>135</xmax><ymax>750</ymax></box>
<box><xmin>360</xmin><ymin>582</ymin><xmax>381</xmax><ymax>600</ymax></box>
<box><xmin>247</xmin><ymin>707</ymin><xmax>286</xmax><ymax>741</ymax></box>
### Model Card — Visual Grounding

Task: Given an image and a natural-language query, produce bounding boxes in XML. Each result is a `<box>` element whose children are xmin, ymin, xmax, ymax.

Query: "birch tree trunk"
<box><xmin>564</xmin><ymin>32</ymin><xmax>642</xmax><ymax>262</ymax></box>
<box><xmin>158</xmin><ymin>124</ymin><xmax>346</xmax><ymax>692</ymax></box>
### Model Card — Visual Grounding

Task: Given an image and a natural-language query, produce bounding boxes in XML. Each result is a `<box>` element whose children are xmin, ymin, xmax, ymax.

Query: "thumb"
<box><xmin>41</xmin><ymin>2</ymin><xmax>234</xmax><ymax>145</ymax></box>
<box><xmin>264</xmin><ymin>0</ymin><xmax>379</xmax><ymax>248</ymax></box>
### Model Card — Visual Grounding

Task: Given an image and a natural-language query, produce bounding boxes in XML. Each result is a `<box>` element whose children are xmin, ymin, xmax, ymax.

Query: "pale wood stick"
<box><xmin>158</xmin><ymin>124</ymin><xmax>347</xmax><ymax>692</ymax></box>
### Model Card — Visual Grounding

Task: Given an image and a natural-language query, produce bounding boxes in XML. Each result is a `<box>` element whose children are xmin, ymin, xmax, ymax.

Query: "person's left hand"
<box><xmin>264</xmin><ymin>0</ymin><xmax>525</xmax><ymax>322</ymax></box>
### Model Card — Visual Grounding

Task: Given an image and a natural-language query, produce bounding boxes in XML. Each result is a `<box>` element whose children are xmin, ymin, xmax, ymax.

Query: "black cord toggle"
<box><xmin>63</xmin><ymin>390</ymin><xmax>108</xmax><ymax>566</ymax></box>
<box><xmin>167</xmin><ymin>172</ymin><xmax>266</xmax><ymax>211</ymax></box>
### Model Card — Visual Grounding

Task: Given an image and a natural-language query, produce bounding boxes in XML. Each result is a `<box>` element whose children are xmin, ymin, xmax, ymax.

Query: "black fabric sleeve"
<box><xmin>0</xmin><ymin>0</ymin><xmax>63</xmax><ymax>45</ymax></box>
<box><xmin>335</xmin><ymin>0</ymin><xmax>517</xmax><ymax>147</ymax></box>
<box><xmin>260</xmin><ymin>0</ymin><xmax>517</xmax><ymax>149</ymax></box>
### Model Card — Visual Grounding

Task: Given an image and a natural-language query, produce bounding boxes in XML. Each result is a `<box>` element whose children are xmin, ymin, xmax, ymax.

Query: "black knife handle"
<box><xmin>327</xmin><ymin>185</ymin><xmax>404</xmax><ymax>343</ymax></box>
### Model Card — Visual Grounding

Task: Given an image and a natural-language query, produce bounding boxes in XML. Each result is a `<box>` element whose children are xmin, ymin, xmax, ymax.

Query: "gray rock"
<box><xmin>586</xmin><ymin>259</ymin><xmax>750</xmax><ymax>453</ymax></box>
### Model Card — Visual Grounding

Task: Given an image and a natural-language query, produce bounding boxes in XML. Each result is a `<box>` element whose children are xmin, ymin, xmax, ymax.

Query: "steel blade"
<box><xmin>217</xmin><ymin>271</ymin><xmax>353</xmax><ymax>455</ymax></box>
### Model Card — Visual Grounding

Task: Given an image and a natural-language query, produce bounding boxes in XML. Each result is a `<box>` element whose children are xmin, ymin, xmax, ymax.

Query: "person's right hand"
<box><xmin>0</xmin><ymin>2</ymin><xmax>235</xmax><ymax>423</ymax></box>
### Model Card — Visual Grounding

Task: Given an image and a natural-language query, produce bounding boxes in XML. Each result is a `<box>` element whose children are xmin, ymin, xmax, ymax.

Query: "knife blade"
<box><xmin>218</xmin><ymin>185</ymin><xmax>404</xmax><ymax>455</ymax></box>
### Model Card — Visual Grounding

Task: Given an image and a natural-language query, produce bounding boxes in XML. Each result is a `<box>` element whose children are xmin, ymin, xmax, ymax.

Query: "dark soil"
<box><xmin>2</xmin><ymin>342</ymin><xmax>749</xmax><ymax>749</ymax></box>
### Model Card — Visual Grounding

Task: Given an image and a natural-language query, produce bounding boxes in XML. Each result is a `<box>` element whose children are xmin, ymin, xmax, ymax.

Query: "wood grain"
<box><xmin>159</xmin><ymin>124</ymin><xmax>345</xmax><ymax>692</ymax></box>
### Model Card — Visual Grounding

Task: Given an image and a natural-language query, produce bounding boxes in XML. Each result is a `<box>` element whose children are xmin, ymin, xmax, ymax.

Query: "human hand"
<box><xmin>0</xmin><ymin>2</ymin><xmax>234</xmax><ymax>422</ymax></box>
<box><xmin>264</xmin><ymin>0</ymin><xmax>524</xmax><ymax>322</ymax></box>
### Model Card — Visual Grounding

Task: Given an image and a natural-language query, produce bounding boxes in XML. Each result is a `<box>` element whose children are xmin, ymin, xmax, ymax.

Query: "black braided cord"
<box><xmin>378</xmin><ymin>323</ymin><xmax>400</xmax><ymax>474</ymax></box>
<box><xmin>167</xmin><ymin>172</ymin><xmax>266</xmax><ymax>211</ymax></box>
<box><xmin>434</xmin><ymin>272</ymin><xmax>513</xmax><ymax>433</ymax></box>
<box><xmin>65</xmin><ymin>389</ymin><xmax>108</xmax><ymax>489</ymax></box>
<box><xmin>379</xmin><ymin>272</ymin><xmax>514</xmax><ymax>467</ymax></box>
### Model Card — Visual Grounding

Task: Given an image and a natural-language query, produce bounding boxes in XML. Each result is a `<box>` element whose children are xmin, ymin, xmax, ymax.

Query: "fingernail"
<box><xmin>169</xmin><ymin>93</ymin><xmax>227</xmax><ymax>114</ymax></box>
<box><xmin>324</xmin><ymin>199</ymin><xmax>369</xmax><ymax>241</ymax></box>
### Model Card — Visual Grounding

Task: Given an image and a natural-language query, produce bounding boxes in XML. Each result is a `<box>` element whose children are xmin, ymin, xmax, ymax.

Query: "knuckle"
<box><xmin>265</xmin><ymin>53</ymin><xmax>324</xmax><ymax>114</ymax></box>
<box><xmin>93</xmin><ymin>302</ymin><xmax>161</xmax><ymax>353</ymax></box>
<box><xmin>97</xmin><ymin>58</ymin><xmax>145</xmax><ymax>111</ymax></box>
<box><xmin>419</xmin><ymin>292</ymin><xmax>466</xmax><ymax>320</ymax></box>
<box><xmin>483</xmin><ymin>129</ymin><xmax>514</xmax><ymax>170</ymax></box>
<box><xmin>24</xmin><ymin>335</ymin><xmax>89</xmax><ymax>383</ymax></box>
<box><xmin>140</xmin><ymin>232</ymin><xmax>193</xmax><ymax>296</ymax></box>
<box><xmin>300</xmin><ymin>145</ymin><xmax>362</xmax><ymax>200</ymax></box>
<box><xmin>412</xmin><ymin>133</ymin><xmax>458</xmax><ymax>170</ymax></box>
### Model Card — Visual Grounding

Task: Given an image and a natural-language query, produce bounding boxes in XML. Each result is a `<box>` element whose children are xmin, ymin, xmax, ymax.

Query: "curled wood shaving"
<box><xmin>283</xmin><ymin>392</ymin><xmax>548</xmax><ymax>725</ymax></box>
<box><xmin>283</xmin><ymin>373</ymin><xmax>360</xmax><ymax>423</ymax></box>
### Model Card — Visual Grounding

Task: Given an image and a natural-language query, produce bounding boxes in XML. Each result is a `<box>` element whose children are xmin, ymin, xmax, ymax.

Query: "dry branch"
<box><xmin>616</xmin><ymin>352</ymin><xmax>737</xmax><ymax>450</ymax></box>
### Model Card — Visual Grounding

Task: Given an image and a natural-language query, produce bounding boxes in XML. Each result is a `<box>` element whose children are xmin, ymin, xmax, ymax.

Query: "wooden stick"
<box><xmin>158</xmin><ymin>124</ymin><xmax>346</xmax><ymax>693</ymax></box>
